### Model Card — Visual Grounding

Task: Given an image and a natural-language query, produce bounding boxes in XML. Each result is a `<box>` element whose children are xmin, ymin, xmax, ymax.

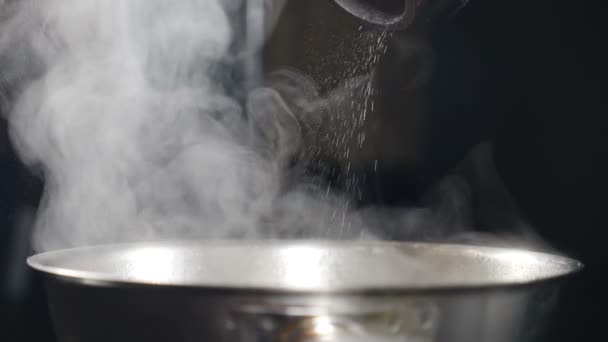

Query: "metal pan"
<box><xmin>28</xmin><ymin>240</ymin><xmax>581</xmax><ymax>342</ymax></box>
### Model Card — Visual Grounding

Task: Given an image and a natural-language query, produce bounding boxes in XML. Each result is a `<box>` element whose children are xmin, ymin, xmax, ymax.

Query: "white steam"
<box><xmin>1</xmin><ymin>0</ymin><xmax>319</xmax><ymax>251</ymax></box>
<box><xmin>0</xmin><ymin>0</ymin><xmax>542</xmax><ymax>253</ymax></box>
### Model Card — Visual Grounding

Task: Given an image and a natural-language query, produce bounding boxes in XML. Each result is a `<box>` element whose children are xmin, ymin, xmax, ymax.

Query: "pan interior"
<box><xmin>27</xmin><ymin>240</ymin><xmax>581</xmax><ymax>291</ymax></box>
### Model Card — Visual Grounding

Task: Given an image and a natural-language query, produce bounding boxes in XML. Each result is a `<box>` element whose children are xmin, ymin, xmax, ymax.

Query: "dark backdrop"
<box><xmin>425</xmin><ymin>1</ymin><xmax>607</xmax><ymax>340</ymax></box>
<box><xmin>1</xmin><ymin>0</ymin><xmax>606</xmax><ymax>341</ymax></box>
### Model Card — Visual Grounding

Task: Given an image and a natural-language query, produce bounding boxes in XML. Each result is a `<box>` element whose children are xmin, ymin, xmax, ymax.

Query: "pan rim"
<box><xmin>27</xmin><ymin>239</ymin><xmax>584</xmax><ymax>294</ymax></box>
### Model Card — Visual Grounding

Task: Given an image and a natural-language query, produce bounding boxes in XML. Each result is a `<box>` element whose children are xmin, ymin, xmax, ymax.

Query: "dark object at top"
<box><xmin>333</xmin><ymin>0</ymin><xmax>417</xmax><ymax>29</ymax></box>
<box><xmin>332</xmin><ymin>0</ymin><xmax>464</xmax><ymax>29</ymax></box>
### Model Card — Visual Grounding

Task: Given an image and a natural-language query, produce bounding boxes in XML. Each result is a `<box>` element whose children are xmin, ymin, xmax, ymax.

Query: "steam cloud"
<box><xmin>0</xmin><ymin>0</ymin><xmax>543</xmax><ymax>253</ymax></box>
<box><xmin>0</xmin><ymin>0</ymin><xmax>381</xmax><ymax>252</ymax></box>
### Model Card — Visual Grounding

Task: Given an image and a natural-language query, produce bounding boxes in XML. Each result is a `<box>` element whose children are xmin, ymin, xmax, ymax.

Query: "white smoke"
<box><xmin>0</xmin><ymin>0</ymin><xmax>296</xmax><ymax>251</ymax></box>
<box><xmin>0</xmin><ymin>0</ymin><xmax>393</xmax><ymax>253</ymax></box>
<box><xmin>0</xmin><ymin>0</ymin><xmax>543</xmax><ymax>253</ymax></box>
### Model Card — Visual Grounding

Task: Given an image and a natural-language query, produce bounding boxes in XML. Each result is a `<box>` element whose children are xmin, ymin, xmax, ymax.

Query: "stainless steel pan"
<box><xmin>28</xmin><ymin>240</ymin><xmax>581</xmax><ymax>342</ymax></box>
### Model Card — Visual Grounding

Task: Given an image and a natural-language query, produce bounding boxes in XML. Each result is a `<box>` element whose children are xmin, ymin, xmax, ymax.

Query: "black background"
<box><xmin>1</xmin><ymin>0</ymin><xmax>607</xmax><ymax>341</ymax></box>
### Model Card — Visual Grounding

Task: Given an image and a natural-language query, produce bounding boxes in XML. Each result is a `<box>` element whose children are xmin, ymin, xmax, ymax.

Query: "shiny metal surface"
<box><xmin>28</xmin><ymin>240</ymin><xmax>581</xmax><ymax>292</ymax></box>
<box><xmin>29</xmin><ymin>241</ymin><xmax>582</xmax><ymax>342</ymax></box>
<box><xmin>230</xmin><ymin>297</ymin><xmax>439</xmax><ymax>341</ymax></box>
